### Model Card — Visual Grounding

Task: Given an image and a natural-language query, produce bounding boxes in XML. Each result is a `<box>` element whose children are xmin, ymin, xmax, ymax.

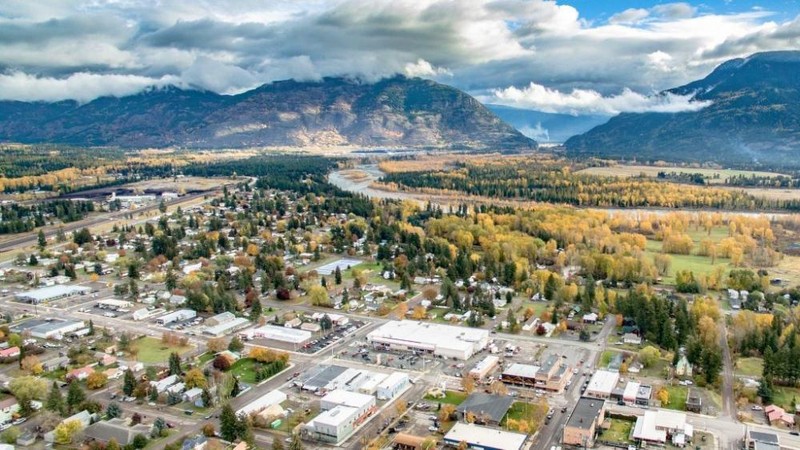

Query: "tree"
<box><xmin>28</xmin><ymin>254</ymin><xmax>38</xmax><ymax>266</ymax></box>
<box><xmin>107</xmin><ymin>439</ymin><xmax>122</xmax><ymax>450</ymax></box>
<box><xmin>207</xmin><ymin>337</ymin><xmax>227</xmax><ymax>353</ymax></box>
<box><xmin>165</xmin><ymin>268</ymin><xmax>177</xmax><ymax>292</ymax></box>
<box><xmin>334</xmin><ymin>266</ymin><xmax>342</xmax><ymax>285</ymax></box>
<box><xmin>20</xmin><ymin>355</ymin><xmax>43</xmax><ymax>375</ymax></box>
<box><xmin>45</xmin><ymin>381</ymin><xmax>65</xmax><ymax>415</ymax></box>
<box><xmin>53</xmin><ymin>419</ymin><xmax>83</xmax><ymax>445</ymax></box>
<box><xmin>185</xmin><ymin>368</ymin><xmax>208</xmax><ymax>389</ymax></box>
<box><xmin>38</xmin><ymin>229</ymin><xmax>47</xmax><ymax>250</ymax></box>
<box><xmin>202</xmin><ymin>423</ymin><xmax>216</xmax><ymax>437</ymax></box>
<box><xmin>118</xmin><ymin>333</ymin><xmax>131</xmax><ymax>352</ymax></box>
<box><xmin>201</xmin><ymin>388</ymin><xmax>214</xmax><ymax>408</ymax></box>
<box><xmin>168</xmin><ymin>352</ymin><xmax>182</xmax><ymax>376</ymax></box>
<box><xmin>461</xmin><ymin>375</ymin><xmax>475</xmax><ymax>394</ymax></box>
<box><xmin>213</xmin><ymin>354</ymin><xmax>232</xmax><ymax>371</ymax></box>
<box><xmin>228</xmin><ymin>336</ymin><xmax>244</xmax><ymax>353</ymax></box>
<box><xmin>639</xmin><ymin>346</ymin><xmax>661</xmax><ymax>368</ymax></box>
<box><xmin>1</xmin><ymin>426</ymin><xmax>21</xmax><ymax>445</ymax></box>
<box><xmin>249</xmin><ymin>297</ymin><xmax>262</xmax><ymax>322</ymax></box>
<box><xmin>123</xmin><ymin>369</ymin><xmax>136</xmax><ymax>396</ymax></box>
<box><xmin>132</xmin><ymin>434</ymin><xmax>148</xmax><ymax>449</ymax></box>
<box><xmin>308</xmin><ymin>285</ymin><xmax>331</xmax><ymax>307</ymax></box>
<box><xmin>489</xmin><ymin>380</ymin><xmax>508</xmax><ymax>395</ymax></box>
<box><xmin>320</xmin><ymin>314</ymin><xmax>333</xmax><ymax>333</ymax></box>
<box><xmin>439</xmin><ymin>404</ymin><xmax>456</xmax><ymax>422</ymax></box>
<box><xmin>656</xmin><ymin>387</ymin><xmax>670</xmax><ymax>405</ymax></box>
<box><xmin>220</xmin><ymin>403</ymin><xmax>238</xmax><ymax>442</ymax></box>
<box><xmin>106</xmin><ymin>402</ymin><xmax>122</xmax><ymax>419</ymax></box>
<box><xmin>152</xmin><ymin>417</ymin><xmax>167</xmax><ymax>438</ymax></box>
<box><xmin>758</xmin><ymin>377</ymin><xmax>774</xmax><ymax>404</ymax></box>
<box><xmin>87</xmin><ymin>371</ymin><xmax>108</xmax><ymax>390</ymax></box>
<box><xmin>272</xmin><ymin>439</ymin><xmax>286</xmax><ymax>450</ymax></box>
<box><xmin>9</xmin><ymin>376</ymin><xmax>47</xmax><ymax>413</ymax></box>
<box><xmin>289</xmin><ymin>434</ymin><xmax>305</xmax><ymax>450</ymax></box>
<box><xmin>66</xmin><ymin>381</ymin><xmax>86</xmax><ymax>413</ymax></box>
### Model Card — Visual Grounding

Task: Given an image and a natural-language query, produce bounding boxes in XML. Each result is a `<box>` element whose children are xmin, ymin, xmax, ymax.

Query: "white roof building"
<box><xmin>241</xmin><ymin>325</ymin><xmax>311</xmax><ymax>344</ymax></box>
<box><xmin>320</xmin><ymin>389</ymin><xmax>375</xmax><ymax>419</ymax></box>
<box><xmin>203</xmin><ymin>317</ymin><xmax>250</xmax><ymax>337</ymax></box>
<box><xmin>15</xmin><ymin>285</ymin><xmax>90</xmax><ymax>304</ymax></box>
<box><xmin>585</xmin><ymin>370</ymin><xmax>620</xmax><ymax>399</ymax></box>
<box><xmin>633</xmin><ymin>410</ymin><xmax>692</xmax><ymax>445</ymax></box>
<box><xmin>623</xmin><ymin>381</ymin><xmax>641</xmax><ymax>403</ymax></box>
<box><xmin>237</xmin><ymin>390</ymin><xmax>287</xmax><ymax>417</ymax></box>
<box><xmin>366</xmin><ymin>320</ymin><xmax>489</xmax><ymax>360</ymax></box>
<box><xmin>155</xmin><ymin>309</ymin><xmax>196</xmax><ymax>325</ymax></box>
<box><xmin>443</xmin><ymin>423</ymin><xmax>527</xmax><ymax>450</ymax></box>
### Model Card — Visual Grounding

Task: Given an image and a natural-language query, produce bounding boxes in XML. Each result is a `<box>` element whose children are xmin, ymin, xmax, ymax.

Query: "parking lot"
<box><xmin>297</xmin><ymin>319</ymin><xmax>368</xmax><ymax>354</ymax></box>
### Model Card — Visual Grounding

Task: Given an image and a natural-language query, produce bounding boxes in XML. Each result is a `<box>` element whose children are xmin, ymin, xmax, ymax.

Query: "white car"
<box><xmin>751</xmin><ymin>405</ymin><xmax>763</xmax><ymax>411</ymax></box>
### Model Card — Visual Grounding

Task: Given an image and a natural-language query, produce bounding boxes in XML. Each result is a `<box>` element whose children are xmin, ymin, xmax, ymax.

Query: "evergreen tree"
<box><xmin>249</xmin><ymin>297</ymin><xmax>262</xmax><ymax>322</ymax></box>
<box><xmin>149</xmin><ymin>387</ymin><xmax>158</xmax><ymax>402</ymax></box>
<box><xmin>219</xmin><ymin>403</ymin><xmax>238</xmax><ymax>442</ymax></box>
<box><xmin>37</xmin><ymin>230</ymin><xmax>47</xmax><ymax>249</ymax></box>
<box><xmin>123</xmin><ymin>369</ymin><xmax>136</xmax><ymax>396</ymax></box>
<box><xmin>106</xmin><ymin>402</ymin><xmax>122</xmax><ymax>418</ymax></box>
<box><xmin>168</xmin><ymin>352</ymin><xmax>182</xmax><ymax>376</ymax></box>
<box><xmin>45</xmin><ymin>381</ymin><xmax>64</xmax><ymax>415</ymax></box>
<box><xmin>272</xmin><ymin>439</ymin><xmax>285</xmax><ymax>450</ymax></box>
<box><xmin>201</xmin><ymin>388</ymin><xmax>213</xmax><ymax>408</ymax></box>
<box><xmin>88</xmin><ymin>320</ymin><xmax>95</xmax><ymax>336</ymax></box>
<box><xmin>288</xmin><ymin>433</ymin><xmax>305</xmax><ymax>450</ymax></box>
<box><xmin>165</xmin><ymin>269</ymin><xmax>177</xmax><ymax>292</ymax></box>
<box><xmin>228</xmin><ymin>336</ymin><xmax>244</xmax><ymax>353</ymax></box>
<box><xmin>334</xmin><ymin>266</ymin><xmax>342</xmax><ymax>285</ymax></box>
<box><xmin>66</xmin><ymin>381</ymin><xmax>86</xmax><ymax>413</ymax></box>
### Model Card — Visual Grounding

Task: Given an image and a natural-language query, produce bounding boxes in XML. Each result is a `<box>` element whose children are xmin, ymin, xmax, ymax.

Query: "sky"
<box><xmin>1</xmin><ymin>0</ymin><xmax>799</xmax><ymax>115</ymax></box>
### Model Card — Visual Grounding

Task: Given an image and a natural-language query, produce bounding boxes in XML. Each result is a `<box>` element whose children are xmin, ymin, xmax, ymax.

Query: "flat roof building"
<box><xmin>237</xmin><ymin>390</ymin><xmax>287</xmax><ymax>417</ymax></box>
<box><xmin>367</xmin><ymin>320</ymin><xmax>489</xmax><ymax>360</ymax></box>
<box><xmin>470</xmin><ymin>355</ymin><xmax>499</xmax><ymax>380</ymax></box>
<box><xmin>563</xmin><ymin>397</ymin><xmax>606</xmax><ymax>447</ymax></box>
<box><xmin>297</xmin><ymin>365</ymin><xmax>349</xmax><ymax>392</ymax></box>
<box><xmin>155</xmin><ymin>309</ymin><xmax>196</xmax><ymax>325</ymax></box>
<box><xmin>242</xmin><ymin>324</ymin><xmax>312</xmax><ymax>345</ymax></box>
<box><xmin>29</xmin><ymin>319</ymin><xmax>85</xmax><ymax>339</ymax></box>
<box><xmin>97</xmin><ymin>299</ymin><xmax>133</xmax><ymax>309</ymax></box>
<box><xmin>585</xmin><ymin>370</ymin><xmax>620</xmax><ymax>399</ymax></box>
<box><xmin>203</xmin><ymin>317</ymin><xmax>250</xmax><ymax>337</ymax></box>
<box><xmin>305</xmin><ymin>405</ymin><xmax>360</xmax><ymax>444</ymax></box>
<box><xmin>456</xmin><ymin>393</ymin><xmax>514</xmax><ymax>425</ymax></box>
<box><xmin>501</xmin><ymin>363</ymin><xmax>539</xmax><ymax>388</ymax></box>
<box><xmin>443</xmin><ymin>423</ymin><xmax>527</xmax><ymax>450</ymax></box>
<box><xmin>15</xmin><ymin>285</ymin><xmax>90</xmax><ymax>304</ymax></box>
<box><xmin>377</xmin><ymin>372</ymin><xmax>410</xmax><ymax>400</ymax></box>
<box><xmin>320</xmin><ymin>389</ymin><xmax>375</xmax><ymax>420</ymax></box>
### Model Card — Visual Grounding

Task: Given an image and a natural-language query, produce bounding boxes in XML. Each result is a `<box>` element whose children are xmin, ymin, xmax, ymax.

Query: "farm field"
<box><xmin>734</xmin><ymin>357</ymin><xmax>764</xmax><ymax>378</ymax></box>
<box><xmin>576</xmin><ymin>165</ymin><xmax>788</xmax><ymax>184</ymax></box>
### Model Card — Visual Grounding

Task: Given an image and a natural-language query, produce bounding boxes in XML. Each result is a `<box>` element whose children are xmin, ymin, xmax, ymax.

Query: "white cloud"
<box><xmin>609</xmin><ymin>8</ymin><xmax>650</xmax><ymax>25</ymax></box>
<box><xmin>403</xmin><ymin>59</ymin><xmax>451</xmax><ymax>77</ymax></box>
<box><xmin>652</xmin><ymin>3</ymin><xmax>697</xmax><ymax>19</ymax></box>
<box><xmin>490</xmin><ymin>82</ymin><xmax>712</xmax><ymax>115</ymax></box>
<box><xmin>0</xmin><ymin>71</ymin><xmax>181</xmax><ymax>103</ymax></box>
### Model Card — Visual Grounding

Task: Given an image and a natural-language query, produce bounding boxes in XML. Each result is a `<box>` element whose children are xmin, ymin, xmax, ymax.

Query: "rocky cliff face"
<box><xmin>565</xmin><ymin>51</ymin><xmax>800</xmax><ymax>167</ymax></box>
<box><xmin>0</xmin><ymin>76</ymin><xmax>535</xmax><ymax>150</ymax></box>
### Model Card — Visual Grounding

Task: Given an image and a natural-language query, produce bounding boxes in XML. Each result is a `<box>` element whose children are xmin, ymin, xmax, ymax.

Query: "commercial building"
<box><xmin>15</xmin><ymin>285</ymin><xmax>90</xmax><ymax>304</ymax></box>
<box><xmin>97</xmin><ymin>299</ymin><xmax>133</xmax><ymax>310</ymax></box>
<box><xmin>305</xmin><ymin>405</ymin><xmax>360</xmax><ymax>444</ymax></box>
<box><xmin>83</xmin><ymin>418</ymin><xmax>153</xmax><ymax>446</ymax></box>
<box><xmin>746</xmin><ymin>430</ymin><xmax>780</xmax><ymax>450</ymax></box>
<box><xmin>377</xmin><ymin>372</ymin><xmax>410</xmax><ymax>400</ymax></box>
<box><xmin>237</xmin><ymin>390</ymin><xmax>287</xmax><ymax>417</ymax></box>
<box><xmin>456</xmin><ymin>393</ymin><xmax>514</xmax><ymax>425</ymax></box>
<box><xmin>469</xmin><ymin>355</ymin><xmax>499</xmax><ymax>380</ymax></box>
<box><xmin>155</xmin><ymin>309</ymin><xmax>197</xmax><ymax>325</ymax></box>
<box><xmin>585</xmin><ymin>370</ymin><xmax>620</xmax><ymax>399</ymax></box>
<box><xmin>241</xmin><ymin>324</ymin><xmax>312</xmax><ymax>345</ymax></box>
<box><xmin>563</xmin><ymin>397</ymin><xmax>606</xmax><ymax>447</ymax></box>
<box><xmin>29</xmin><ymin>319</ymin><xmax>85</xmax><ymax>339</ymax></box>
<box><xmin>622</xmin><ymin>381</ymin><xmax>640</xmax><ymax>404</ymax></box>
<box><xmin>206</xmin><ymin>312</ymin><xmax>236</xmax><ymax>326</ymax></box>
<box><xmin>501</xmin><ymin>363</ymin><xmax>539</xmax><ymax>388</ymax></box>
<box><xmin>443</xmin><ymin>423</ymin><xmax>527</xmax><ymax>450</ymax></box>
<box><xmin>320</xmin><ymin>389</ymin><xmax>376</xmax><ymax>420</ymax></box>
<box><xmin>203</xmin><ymin>317</ymin><xmax>250</xmax><ymax>337</ymax></box>
<box><xmin>633</xmin><ymin>410</ymin><xmax>693</xmax><ymax>447</ymax></box>
<box><xmin>393</xmin><ymin>433</ymin><xmax>428</xmax><ymax>450</ymax></box>
<box><xmin>349</xmin><ymin>371</ymin><xmax>388</xmax><ymax>396</ymax></box>
<box><xmin>366</xmin><ymin>321</ymin><xmax>489</xmax><ymax>360</ymax></box>
<box><xmin>636</xmin><ymin>385</ymin><xmax>652</xmax><ymax>406</ymax></box>
<box><xmin>535</xmin><ymin>354</ymin><xmax>571</xmax><ymax>392</ymax></box>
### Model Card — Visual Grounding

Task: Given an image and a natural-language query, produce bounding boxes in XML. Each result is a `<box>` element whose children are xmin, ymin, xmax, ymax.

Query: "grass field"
<box><xmin>662</xmin><ymin>385</ymin><xmax>688</xmax><ymax>411</ymax></box>
<box><xmin>577</xmin><ymin>165</ymin><xmax>787</xmax><ymax>184</ymax></box>
<box><xmin>132</xmin><ymin>337</ymin><xmax>192</xmax><ymax>364</ymax></box>
<box><xmin>599</xmin><ymin>418</ymin><xmax>634</xmax><ymax>444</ymax></box>
<box><xmin>500</xmin><ymin>401</ymin><xmax>549</xmax><ymax>429</ymax></box>
<box><xmin>772</xmin><ymin>386</ymin><xmax>800</xmax><ymax>411</ymax></box>
<box><xmin>425</xmin><ymin>390</ymin><xmax>467</xmax><ymax>406</ymax></box>
<box><xmin>230</xmin><ymin>358</ymin><xmax>258</xmax><ymax>384</ymax></box>
<box><xmin>735</xmin><ymin>357</ymin><xmax>764</xmax><ymax>378</ymax></box>
<box><xmin>645</xmin><ymin>227</ymin><xmax>732</xmax><ymax>285</ymax></box>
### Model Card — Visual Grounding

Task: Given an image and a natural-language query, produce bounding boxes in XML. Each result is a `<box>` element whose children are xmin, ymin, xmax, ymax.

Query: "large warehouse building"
<box><xmin>443</xmin><ymin>423</ymin><xmax>527</xmax><ymax>450</ymax></box>
<box><xmin>15</xmin><ymin>285</ymin><xmax>90</xmax><ymax>304</ymax></box>
<box><xmin>240</xmin><ymin>324</ymin><xmax>312</xmax><ymax>345</ymax></box>
<box><xmin>366</xmin><ymin>321</ymin><xmax>489</xmax><ymax>360</ymax></box>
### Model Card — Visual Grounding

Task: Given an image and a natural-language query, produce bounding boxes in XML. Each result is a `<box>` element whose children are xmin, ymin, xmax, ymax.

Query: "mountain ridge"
<box><xmin>0</xmin><ymin>76</ymin><xmax>535</xmax><ymax>150</ymax></box>
<box><xmin>565</xmin><ymin>51</ymin><xmax>800</xmax><ymax>167</ymax></box>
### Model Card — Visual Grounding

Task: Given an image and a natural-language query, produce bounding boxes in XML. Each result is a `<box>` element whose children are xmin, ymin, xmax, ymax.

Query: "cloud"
<box><xmin>609</xmin><ymin>8</ymin><xmax>650</xmax><ymax>25</ymax></box>
<box><xmin>489</xmin><ymin>82</ymin><xmax>712</xmax><ymax>115</ymax></box>
<box><xmin>0</xmin><ymin>71</ymin><xmax>181</xmax><ymax>103</ymax></box>
<box><xmin>0</xmin><ymin>0</ymin><xmax>796</xmax><ymax>107</ymax></box>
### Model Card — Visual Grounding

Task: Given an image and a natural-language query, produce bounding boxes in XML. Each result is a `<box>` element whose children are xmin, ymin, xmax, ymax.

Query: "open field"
<box><xmin>724</xmin><ymin>186</ymin><xmax>800</xmax><ymax>201</ymax></box>
<box><xmin>424</xmin><ymin>390</ymin><xmax>467</xmax><ymax>406</ymax></box>
<box><xmin>133</xmin><ymin>337</ymin><xmax>193</xmax><ymax>364</ymax></box>
<box><xmin>576</xmin><ymin>165</ymin><xmax>788</xmax><ymax>184</ymax></box>
<box><xmin>735</xmin><ymin>357</ymin><xmax>764</xmax><ymax>378</ymax></box>
<box><xmin>772</xmin><ymin>386</ymin><xmax>800</xmax><ymax>411</ymax></box>
<box><xmin>230</xmin><ymin>358</ymin><xmax>258</xmax><ymax>384</ymax></box>
<box><xmin>599</xmin><ymin>418</ymin><xmax>634</xmax><ymax>444</ymax></box>
<box><xmin>662</xmin><ymin>385</ymin><xmax>688</xmax><ymax>411</ymax></box>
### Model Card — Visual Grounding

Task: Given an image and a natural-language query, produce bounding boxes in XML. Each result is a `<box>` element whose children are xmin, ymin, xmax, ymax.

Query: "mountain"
<box><xmin>0</xmin><ymin>76</ymin><xmax>535</xmax><ymax>150</ymax></box>
<box><xmin>487</xmin><ymin>105</ymin><xmax>610</xmax><ymax>143</ymax></box>
<box><xmin>565</xmin><ymin>51</ymin><xmax>800</xmax><ymax>167</ymax></box>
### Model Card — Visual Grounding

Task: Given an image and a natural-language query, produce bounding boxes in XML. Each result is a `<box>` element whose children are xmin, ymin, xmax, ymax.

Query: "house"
<box><xmin>104</xmin><ymin>368</ymin><xmax>123</xmax><ymax>380</ymax></box>
<box><xmin>99</xmin><ymin>354</ymin><xmax>117</xmax><ymax>366</ymax></box>
<box><xmin>765</xmin><ymin>405</ymin><xmax>795</xmax><ymax>427</ymax></box>
<box><xmin>456</xmin><ymin>393</ymin><xmax>514</xmax><ymax>425</ymax></box>
<box><xmin>183</xmin><ymin>387</ymin><xmax>203</xmax><ymax>403</ymax></box>
<box><xmin>746</xmin><ymin>430</ymin><xmax>780</xmax><ymax>450</ymax></box>
<box><xmin>582</xmin><ymin>313</ymin><xmax>598</xmax><ymax>324</ymax></box>
<box><xmin>150</xmin><ymin>374</ymin><xmax>179</xmax><ymax>393</ymax></box>
<box><xmin>0</xmin><ymin>398</ymin><xmax>19</xmax><ymax>424</ymax></box>
<box><xmin>0</xmin><ymin>347</ymin><xmax>20</xmax><ymax>359</ymax></box>
<box><xmin>676</xmin><ymin>354</ymin><xmax>693</xmax><ymax>377</ymax></box>
<box><xmin>41</xmin><ymin>355</ymin><xmax>70</xmax><ymax>371</ymax></box>
<box><xmin>45</xmin><ymin>410</ymin><xmax>96</xmax><ymax>443</ymax></box>
<box><xmin>67</xmin><ymin>365</ymin><xmax>96</xmax><ymax>381</ymax></box>
<box><xmin>181</xmin><ymin>435</ymin><xmax>208</xmax><ymax>450</ymax></box>
<box><xmin>119</xmin><ymin>360</ymin><xmax>144</xmax><ymax>373</ymax></box>
<box><xmin>623</xmin><ymin>333</ymin><xmax>642</xmax><ymax>345</ymax></box>
<box><xmin>686</xmin><ymin>389</ymin><xmax>702</xmax><ymax>413</ymax></box>
<box><xmin>15</xmin><ymin>431</ymin><xmax>36</xmax><ymax>446</ymax></box>
<box><xmin>83</xmin><ymin>418</ymin><xmax>153</xmax><ymax>446</ymax></box>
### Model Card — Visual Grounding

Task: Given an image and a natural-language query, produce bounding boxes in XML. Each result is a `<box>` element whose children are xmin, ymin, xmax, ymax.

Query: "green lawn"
<box><xmin>600</xmin><ymin>350</ymin><xmax>622</xmax><ymax>367</ymax></box>
<box><xmin>230</xmin><ymin>358</ymin><xmax>258</xmax><ymax>384</ymax></box>
<box><xmin>637</xmin><ymin>358</ymin><xmax>670</xmax><ymax>379</ymax></box>
<box><xmin>599</xmin><ymin>418</ymin><xmax>634</xmax><ymax>444</ymax></box>
<box><xmin>132</xmin><ymin>337</ymin><xmax>193</xmax><ymax>364</ymax></box>
<box><xmin>197</xmin><ymin>352</ymin><xmax>215</xmax><ymax>366</ymax></box>
<box><xmin>500</xmin><ymin>401</ymin><xmax>549</xmax><ymax>428</ymax></box>
<box><xmin>772</xmin><ymin>386</ymin><xmax>800</xmax><ymax>411</ymax></box>
<box><xmin>735</xmin><ymin>357</ymin><xmax>764</xmax><ymax>378</ymax></box>
<box><xmin>518</xmin><ymin>301</ymin><xmax>549</xmax><ymax>318</ymax></box>
<box><xmin>425</xmin><ymin>390</ymin><xmax>467</xmax><ymax>406</ymax></box>
<box><xmin>663</xmin><ymin>385</ymin><xmax>688</xmax><ymax>411</ymax></box>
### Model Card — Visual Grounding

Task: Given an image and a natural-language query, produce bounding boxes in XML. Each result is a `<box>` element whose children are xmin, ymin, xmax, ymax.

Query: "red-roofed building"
<box><xmin>765</xmin><ymin>404</ymin><xmax>795</xmax><ymax>427</ymax></box>
<box><xmin>67</xmin><ymin>365</ymin><xmax>95</xmax><ymax>381</ymax></box>
<box><xmin>0</xmin><ymin>346</ymin><xmax>20</xmax><ymax>359</ymax></box>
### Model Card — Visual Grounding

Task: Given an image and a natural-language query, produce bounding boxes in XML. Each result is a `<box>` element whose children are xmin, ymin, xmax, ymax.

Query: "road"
<box><xmin>719</xmin><ymin>320</ymin><xmax>737</xmax><ymax>421</ymax></box>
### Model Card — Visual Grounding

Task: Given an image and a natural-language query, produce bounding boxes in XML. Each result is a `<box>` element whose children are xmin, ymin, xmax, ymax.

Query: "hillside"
<box><xmin>0</xmin><ymin>76</ymin><xmax>535</xmax><ymax>150</ymax></box>
<box><xmin>565</xmin><ymin>51</ymin><xmax>800</xmax><ymax>167</ymax></box>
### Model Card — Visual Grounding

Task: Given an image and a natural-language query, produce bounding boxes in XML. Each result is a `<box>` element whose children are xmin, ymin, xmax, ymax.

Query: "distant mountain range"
<box><xmin>0</xmin><ymin>76</ymin><xmax>535</xmax><ymax>150</ymax></box>
<box><xmin>487</xmin><ymin>105</ymin><xmax>609</xmax><ymax>144</ymax></box>
<box><xmin>565</xmin><ymin>51</ymin><xmax>800</xmax><ymax>167</ymax></box>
